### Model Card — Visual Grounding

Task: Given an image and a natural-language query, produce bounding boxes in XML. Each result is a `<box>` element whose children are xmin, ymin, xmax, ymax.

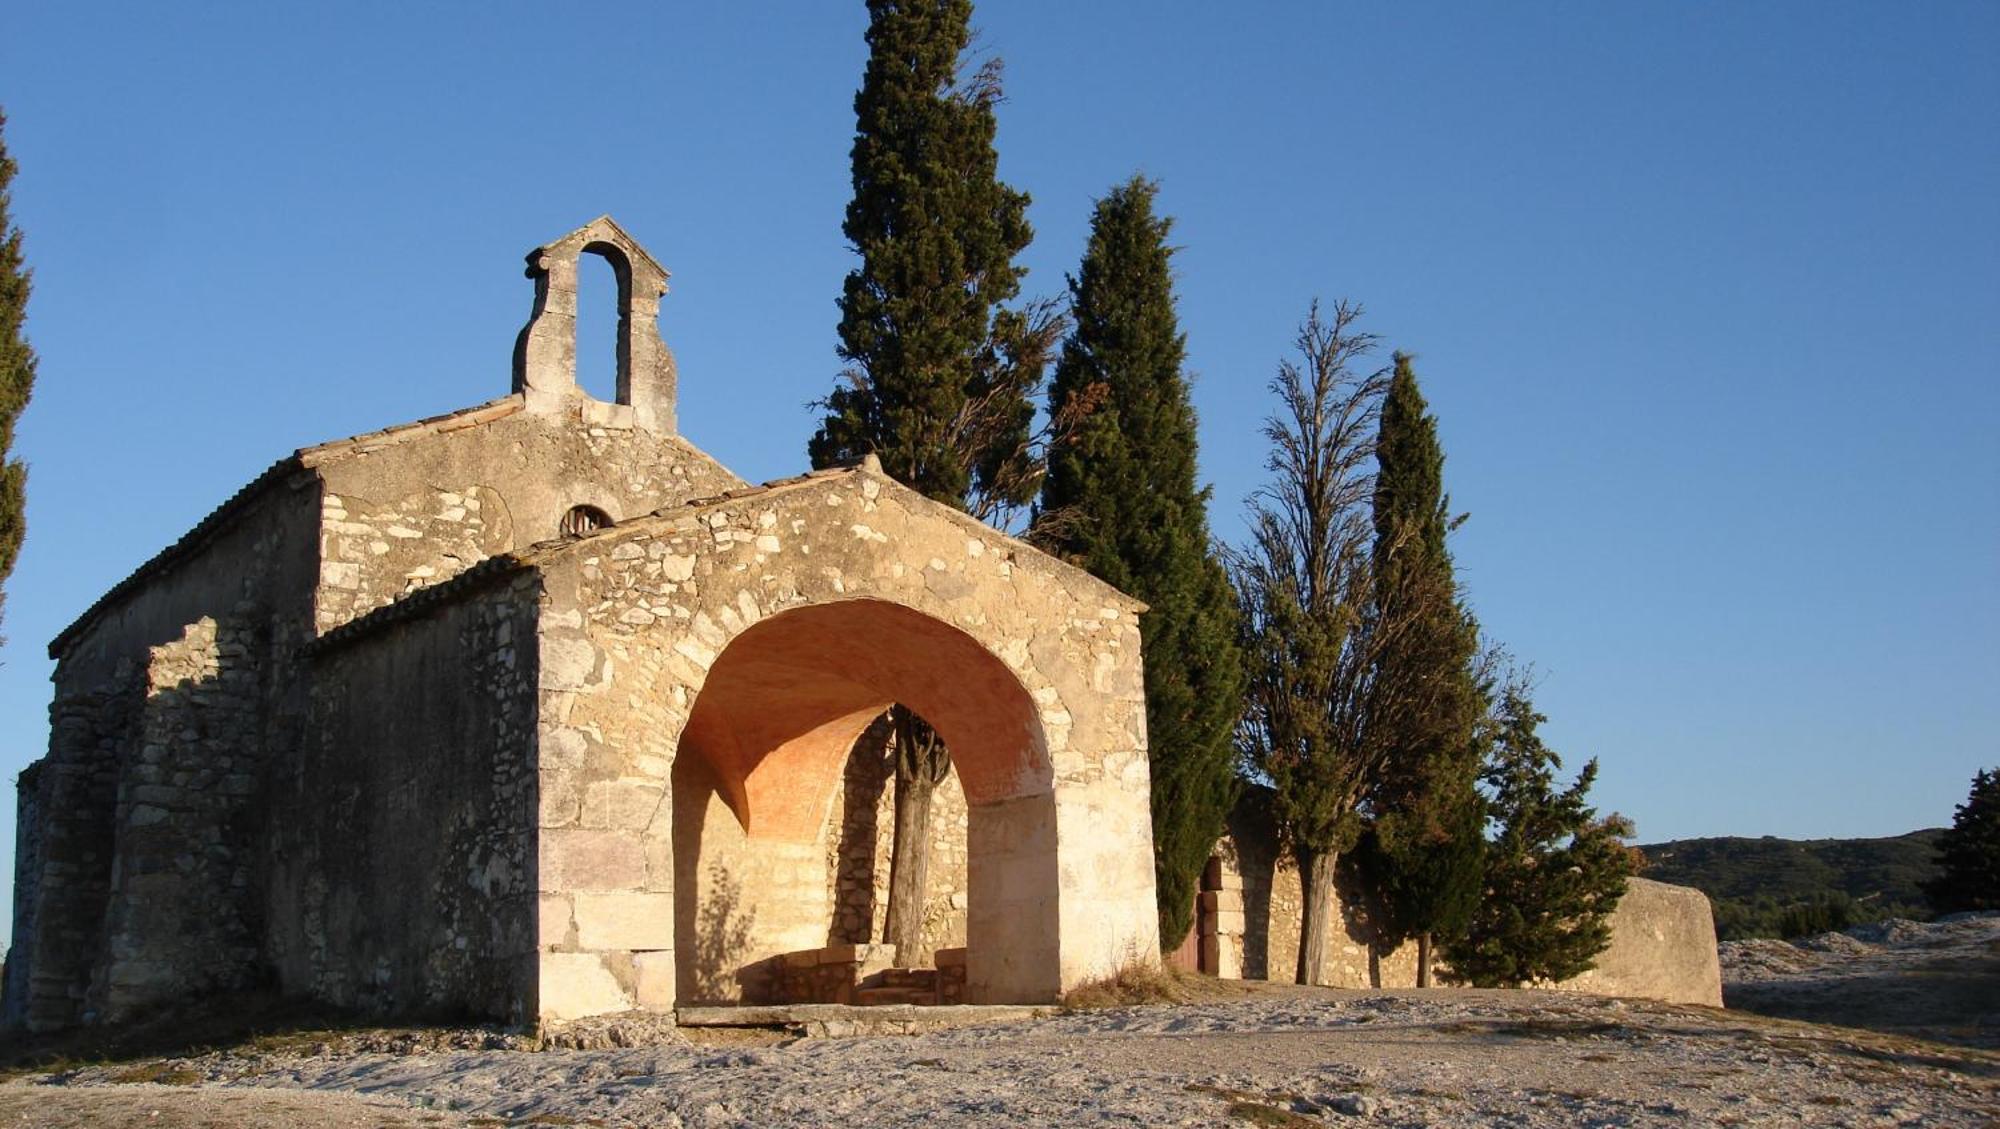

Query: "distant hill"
<box><xmin>1638</xmin><ymin>830</ymin><xmax>1944</xmax><ymax>941</ymax></box>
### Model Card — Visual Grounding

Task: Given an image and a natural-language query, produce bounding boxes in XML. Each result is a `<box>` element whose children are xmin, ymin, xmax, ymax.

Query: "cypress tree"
<box><xmin>1445</xmin><ymin>689</ymin><xmax>1636</xmax><ymax>987</ymax></box>
<box><xmin>808</xmin><ymin>0</ymin><xmax>1044</xmax><ymax>511</ymax></box>
<box><xmin>1923</xmin><ymin>768</ymin><xmax>2000</xmax><ymax>914</ymax></box>
<box><xmin>0</xmin><ymin>108</ymin><xmax>35</xmax><ymax>631</ymax></box>
<box><xmin>1235</xmin><ymin>301</ymin><xmax>1447</xmax><ymax>984</ymax></box>
<box><xmin>1360</xmin><ymin>354</ymin><xmax>1485</xmax><ymax>986</ymax></box>
<box><xmin>807</xmin><ymin>0</ymin><xmax>1056</xmax><ymax>964</ymax></box>
<box><xmin>1040</xmin><ymin>176</ymin><xmax>1243</xmax><ymax>951</ymax></box>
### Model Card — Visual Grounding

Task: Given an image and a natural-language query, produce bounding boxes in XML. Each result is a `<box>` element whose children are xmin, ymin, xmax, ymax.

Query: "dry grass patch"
<box><xmin>108</xmin><ymin>1062</ymin><xmax>201</xmax><ymax>1085</ymax></box>
<box><xmin>1225</xmin><ymin>1100</ymin><xmax>1318</xmax><ymax>1127</ymax></box>
<box><xmin>1061</xmin><ymin>959</ymin><xmax>1198</xmax><ymax>1009</ymax></box>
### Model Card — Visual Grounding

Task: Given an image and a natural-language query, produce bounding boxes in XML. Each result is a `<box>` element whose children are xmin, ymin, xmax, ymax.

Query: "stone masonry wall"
<box><xmin>91</xmin><ymin>616</ymin><xmax>266</xmax><ymax>1022</ymax></box>
<box><xmin>266</xmin><ymin>574</ymin><xmax>542</xmax><ymax>1022</ymax></box>
<box><xmin>823</xmin><ymin>715</ymin><xmax>970</xmax><ymax>962</ymax></box>
<box><xmin>313</xmin><ymin>411</ymin><xmax>744</xmax><ymax>635</ymax></box>
<box><xmin>1218</xmin><ymin>795</ymin><xmax>1723</xmax><ymax>1005</ymax></box>
<box><xmin>531</xmin><ymin>464</ymin><xmax>1156</xmax><ymax>1017</ymax></box>
<box><xmin>1217</xmin><ymin>795</ymin><xmax>1417</xmax><ymax>989</ymax></box>
<box><xmin>6</xmin><ymin>675</ymin><xmax>140</xmax><ymax>1030</ymax></box>
<box><xmin>8</xmin><ymin>471</ymin><xmax>319</xmax><ymax>1032</ymax></box>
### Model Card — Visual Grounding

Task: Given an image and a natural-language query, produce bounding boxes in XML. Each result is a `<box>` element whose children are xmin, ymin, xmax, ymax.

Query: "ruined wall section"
<box><xmin>1556</xmin><ymin>878</ymin><xmax>1723</xmax><ymax>1007</ymax></box>
<box><xmin>312</xmin><ymin>411</ymin><xmax>744</xmax><ymax>635</ymax></box>
<box><xmin>5</xmin><ymin>473</ymin><xmax>319</xmax><ymax>1031</ymax></box>
<box><xmin>269</xmin><ymin>574</ymin><xmax>541</xmax><ymax>1023</ymax></box>
<box><xmin>5</xmin><ymin>676</ymin><xmax>141</xmax><ymax>1030</ymax></box>
<box><xmin>1218</xmin><ymin>800</ymin><xmax>1722</xmax><ymax>1005</ymax></box>
<box><xmin>1217</xmin><ymin>795</ymin><xmax>1416</xmax><ymax>988</ymax></box>
<box><xmin>90</xmin><ymin>617</ymin><xmax>267</xmax><ymax>1022</ymax></box>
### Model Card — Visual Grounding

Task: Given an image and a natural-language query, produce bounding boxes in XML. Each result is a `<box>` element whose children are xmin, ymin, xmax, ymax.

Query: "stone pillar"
<box><xmin>1199</xmin><ymin>873</ymin><xmax>1246</xmax><ymax>979</ymax></box>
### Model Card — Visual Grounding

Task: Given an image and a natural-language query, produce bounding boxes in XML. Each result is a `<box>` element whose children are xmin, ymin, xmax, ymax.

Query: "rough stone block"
<box><xmin>540</xmin><ymin>830</ymin><xmax>647</xmax><ymax>892</ymax></box>
<box><xmin>573</xmin><ymin>892</ymin><xmax>674</xmax><ymax>950</ymax></box>
<box><xmin>632</xmin><ymin>950</ymin><xmax>675</xmax><ymax>1011</ymax></box>
<box><xmin>816</xmin><ymin>943</ymin><xmax>892</xmax><ymax>965</ymax></box>
<box><xmin>581</xmin><ymin>779</ymin><xmax>665</xmax><ymax>831</ymax></box>
<box><xmin>1197</xmin><ymin>889</ymin><xmax>1243</xmax><ymax>913</ymax></box>
<box><xmin>539</xmin><ymin>952</ymin><xmax>631</xmax><ymax>1021</ymax></box>
<box><xmin>540</xmin><ymin>636</ymin><xmax>604</xmax><ymax>691</ymax></box>
<box><xmin>538</xmin><ymin>895</ymin><xmax>575</xmax><ymax>949</ymax></box>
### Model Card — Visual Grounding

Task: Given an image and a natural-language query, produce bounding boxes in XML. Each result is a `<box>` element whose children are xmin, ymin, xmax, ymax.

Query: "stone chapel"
<box><xmin>3</xmin><ymin>218</ymin><xmax>1161</xmax><ymax>1032</ymax></box>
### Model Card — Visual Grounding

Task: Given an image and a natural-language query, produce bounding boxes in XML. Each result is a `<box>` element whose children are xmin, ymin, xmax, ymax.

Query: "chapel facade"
<box><xmin>2</xmin><ymin>218</ymin><xmax>1160</xmax><ymax>1031</ymax></box>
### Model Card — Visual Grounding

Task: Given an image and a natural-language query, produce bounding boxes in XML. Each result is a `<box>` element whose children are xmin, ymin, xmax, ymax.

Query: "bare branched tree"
<box><xmin>1232</xmin><ymin>300</ymin><xmax>1468</xmax><ymax>985</ymax></box>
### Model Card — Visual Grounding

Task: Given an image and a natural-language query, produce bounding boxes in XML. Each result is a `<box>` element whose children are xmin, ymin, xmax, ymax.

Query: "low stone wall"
<box><xmin>1217</xmin><ymin>797</ymin><xmax>1417</xmax><ymax>989</ymax></box>
<box><xmin>1555</xmin><ymin>878</ymin><xmax>1723</xmax><ymax>1007</ymax></box>
<box><xmin>773</xmin><ymin>943</ymin><xmax>898</xmax><ymax>1005</ymax></box>
<box><xmin>1216</xmin><ymin>793</ymin><xmax>1722</xmax><ymax>1006</ymax></box>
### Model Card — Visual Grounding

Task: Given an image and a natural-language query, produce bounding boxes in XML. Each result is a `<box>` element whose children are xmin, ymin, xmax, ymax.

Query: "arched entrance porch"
<box><xmin>671</xmin><ymin>599</ymin><xmax>1057</xmax><ymax>1005</ymax></box>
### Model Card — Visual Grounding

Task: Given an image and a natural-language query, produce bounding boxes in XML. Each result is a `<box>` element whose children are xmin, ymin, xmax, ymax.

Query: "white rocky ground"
<box><xmin>2</xmin><ymin>917</ymin><xmax>1993</xmax><ymax>1128</ymax></box>
<box><xmin>1722</xmin><ymin>912</ymin><xmax>2000</xmax><ymax>1050</ymax></box>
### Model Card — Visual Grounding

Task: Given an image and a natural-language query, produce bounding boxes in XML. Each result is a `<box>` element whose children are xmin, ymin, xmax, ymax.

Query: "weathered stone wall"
<box><xmin>264</xmin><ymin>574</ymin><xmax>541</xmax><ymax>1022</ymax></box>
<box><xmin>823</xmin><ymin>716</ymin><xmax>970</xmax><ymax>961</ymax></box>
<box><xmin>2</xmin><ymin>766</ymin><xmax>43</xmax><ymax>1015</ymax></box>
<box><xmin>5</xmin><ymin>471</ymin><xmax>318</xmax><ymax>1031</ymax></box>
<box><xmin>669</xmin><ymin>752</ymin><xmax>827</xmax><ymax>1006</ymax></box>
<box><xmin>1557</xmin><ymin>878</ymin><xmax>1723</xmax><ymax>1007</ymax></box>
<box><xmin>1217</xmin><ymin>796</ymin><xmax>1417</xmax><ymax>988</ymax></box>
<box><xmin>312</xmin><ymin>408</ymin><xmax>744</xmax><ymax>634</ymax></box>
<box><xmin>530</xmin><ymin>464</ymin><xmax>1155</xmax><ymax>1018</ymax></box>
<box><xmin>91</xmin><ymin>617</ymin><xmax>267</xmax><ymax>1022</ymax></box>
<box><xmin>1218</xmin><ymin>796</ymin><xmax>1723</xmax><ymax>1005</ymax></box>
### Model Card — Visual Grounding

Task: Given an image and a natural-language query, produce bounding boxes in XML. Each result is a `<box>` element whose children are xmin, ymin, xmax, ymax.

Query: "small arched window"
<box><xmin>560</xmin><ymin>504</ymin><xmax>612</xmax><ymax>538</ymax></box>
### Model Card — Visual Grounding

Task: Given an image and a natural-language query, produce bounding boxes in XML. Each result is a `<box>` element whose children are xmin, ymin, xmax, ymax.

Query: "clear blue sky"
<box><xmin>0</xmin><ymin>1</ymin><xmax>1993</xmax><ymax>932</ymax></box>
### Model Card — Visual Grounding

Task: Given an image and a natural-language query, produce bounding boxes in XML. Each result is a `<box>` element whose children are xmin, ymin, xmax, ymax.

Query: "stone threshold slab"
<box><xmin>675</xmin><ymin>1003</ymin><xmax>1055</xmax><ymax>1037</ymax></box>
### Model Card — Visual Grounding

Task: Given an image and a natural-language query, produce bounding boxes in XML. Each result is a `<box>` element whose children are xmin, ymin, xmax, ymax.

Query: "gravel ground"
<box><xmin>4</xmin><ymin>989</ymin><xmax>1992</xmax><ymax>1128</ymax></box>
<box><xmin>1723</xmin><ymin>912</ymin><xmax>2000</xmax><ymax>1048</ymax></box>
<box><xmin>1</xmin><ymin>917</ymin><xmax>1993</xmax><ymax>1128</ymax></box>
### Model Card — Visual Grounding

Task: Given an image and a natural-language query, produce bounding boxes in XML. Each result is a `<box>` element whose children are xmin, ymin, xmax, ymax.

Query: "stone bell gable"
<box><xmin>4</xmin><ymin>219</ymin><xmax>1161</xmax><ymax>1032</ymax></box>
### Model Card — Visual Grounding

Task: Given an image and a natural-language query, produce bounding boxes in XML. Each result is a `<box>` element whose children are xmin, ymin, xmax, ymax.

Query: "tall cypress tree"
<box><xmin>0</xmin><ymin>108</ymin><xmax>35</xmax><ymax>631</ymax></box>
<box><xmin>809</xmin><ymin>0</ymin><xmax>1044</xmax><ymax>511</ymax></box>
<box><xmin>1360</xmin><ymin>354</ymin><xmax>1484</xmax><ymax>985</ymax></box>
<box><xmin>808</xmin><ymin>0</ymin><xmax>1055</xmax><ymax>964</ymax></box>
<box><xmin>1040</xmin><ymin>176</ymin><xmax>1243</xmax><ymax>951</ymax></box>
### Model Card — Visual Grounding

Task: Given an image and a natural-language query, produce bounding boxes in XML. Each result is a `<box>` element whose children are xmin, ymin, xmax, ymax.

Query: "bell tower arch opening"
<box><xmin>669</xmin><ymin>598</ymin><xmax>1060</xmax><ymax>1005</ymax></box>
<box><xmin>511</xmin><ymin>216</ymin><xmax>678</xmax><ymax>432</ymax></box>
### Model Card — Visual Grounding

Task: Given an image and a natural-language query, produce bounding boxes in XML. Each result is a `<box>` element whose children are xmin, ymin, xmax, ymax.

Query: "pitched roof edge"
<box><xmin>517</xmin><ymin>460</ymin><xmax>1149</xmax><ymax>615</ymax></box>
<box><xmin>49</xmin><ymin>395</ymin><xmax>528</xmax><ymax>659</ymax></box>
<box><xmin>303</xmin><ymin>552</ymin><xmax>540</xmax><ymax>658</ymax></box>
<box><xmin>47</xmin><ymin>455</ymin><xmax>312</xmax><ymax>659</ymax></box>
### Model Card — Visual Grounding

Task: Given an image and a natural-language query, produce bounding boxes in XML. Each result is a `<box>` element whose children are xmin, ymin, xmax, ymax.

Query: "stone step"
<box><xmin>855</xmin><ymin>985</ymin><xmax>935</xmax><ymax>1007</ymax></box>
<box><xmin>870</xmin><ymin>967</ymin><xmax>939</xmax><ymax>990</ymax></box>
